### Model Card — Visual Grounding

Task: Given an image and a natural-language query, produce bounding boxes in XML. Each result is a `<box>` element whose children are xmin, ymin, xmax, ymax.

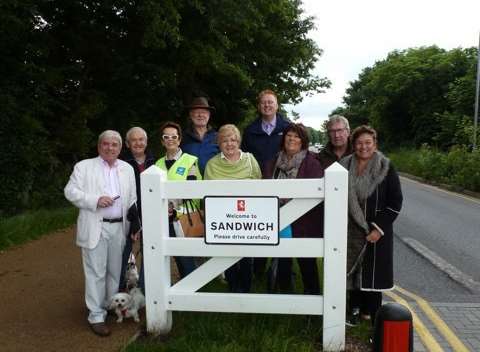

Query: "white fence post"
<box><xmin>141</xmin><ymin>166</ymin><xmax>172</xmax><ymax>334</ymax></box>
<box><xmin>323</xmin><ymin>162</ymin><xmax>348</xmax><ymax>351</ymax></box>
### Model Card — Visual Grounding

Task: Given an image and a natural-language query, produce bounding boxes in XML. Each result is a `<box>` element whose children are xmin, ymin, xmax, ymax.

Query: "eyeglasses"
<box><xmin>162</xmin><ymin>134</ymin><xmax>179</xmax><ymax>141</ymax></box>
<box><xmin>328</xmin><ymin>128</ymin><xmax>346</xmax><ymax>135</ymax></box>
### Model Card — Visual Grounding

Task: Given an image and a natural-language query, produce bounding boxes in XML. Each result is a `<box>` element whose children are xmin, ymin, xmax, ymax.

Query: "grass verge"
<box><xmin>128</xmin><ymin>311</ymin><xmax>324</xmax><ymax>352</ymax></box>
<box><xmin>127</xmin><ymin>310</ymin><xmax>371</xmax><ymax>352</ymax></box>
<box><xmin>0</xmin><ymin>207</ymin><xmax>77</xmax><ymax>250</ymax></box>
<box><xmin>125</xmin><ymin>260</ymin><xmax>370</xmax><ymax>352</ymax></box>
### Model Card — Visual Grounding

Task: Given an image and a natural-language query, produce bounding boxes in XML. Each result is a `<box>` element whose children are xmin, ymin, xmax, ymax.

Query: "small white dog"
<box><xmin>109</xmin><ymin>287</ymin><xmax>145</xmax><ymax>323</ymax></box>
<box><xmin>125</xmin><ymin>262</ymin><xmax>140</xmax><ymax>290</ymax></box>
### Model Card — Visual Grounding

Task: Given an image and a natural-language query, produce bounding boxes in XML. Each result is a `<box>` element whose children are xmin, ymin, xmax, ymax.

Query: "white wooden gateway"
<box><xmin>140</xmin><ymin>163</ymin><xmax>348</xmax><ymax>351</ymax></box>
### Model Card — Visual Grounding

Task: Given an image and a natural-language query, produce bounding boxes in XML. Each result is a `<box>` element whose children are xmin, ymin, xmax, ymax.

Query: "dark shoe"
<box><xmin>90</xmin><ymin>322</ymin><xmax>110</xmax><ymax>337</ymax></box>
<box><xmin>346</xmin><ymin>307</ymin><xmax>360</xmax><ymax>327</ymax></box>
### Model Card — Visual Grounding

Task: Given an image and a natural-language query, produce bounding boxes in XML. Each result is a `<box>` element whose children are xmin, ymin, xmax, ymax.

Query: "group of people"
<box><xmin>64</xmin><ymin>89</ymin><xmax>403</xmax><ymax>337</ymax></box>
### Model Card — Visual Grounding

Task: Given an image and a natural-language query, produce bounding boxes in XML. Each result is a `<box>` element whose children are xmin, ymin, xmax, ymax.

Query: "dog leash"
<box><xmin>128</xmin><ymin>251</ymin><xmax>136</xmax><ymax>265</ymax></box>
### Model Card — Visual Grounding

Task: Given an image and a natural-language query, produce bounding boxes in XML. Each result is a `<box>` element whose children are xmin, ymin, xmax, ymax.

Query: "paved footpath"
<box><xmin>427</xmin><ymin>302</ymin><xmax>480</xmax><ymax>351</ymax></box>
<box><xmin>385</xmin><ymin>291</ymin><xmax>480</xmax><ymax>352</ymax></box>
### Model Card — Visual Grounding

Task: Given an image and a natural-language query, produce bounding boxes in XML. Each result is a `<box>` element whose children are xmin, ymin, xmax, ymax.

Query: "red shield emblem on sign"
<box><xmin>237</xmin><ymin>200</ymin><xmax>246</xmax><ymax>212</ymax></box>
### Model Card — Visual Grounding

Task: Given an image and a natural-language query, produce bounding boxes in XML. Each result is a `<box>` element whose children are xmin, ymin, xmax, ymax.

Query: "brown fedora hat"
<box><xmin>186</xmin><ymin>97</ymin><xmax>216</xmax><ymax>112</ymax></box>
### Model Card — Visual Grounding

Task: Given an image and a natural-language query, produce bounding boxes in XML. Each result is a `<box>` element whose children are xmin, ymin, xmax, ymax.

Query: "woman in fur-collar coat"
<box><xmin>340</xmin><ymin>125</ymin><xmax>403</xmax><ymax>323</ymax></box>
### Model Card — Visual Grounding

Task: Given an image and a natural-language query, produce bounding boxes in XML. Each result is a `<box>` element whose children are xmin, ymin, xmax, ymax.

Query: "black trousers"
<box><xmin>275</xmin><ymin>257</ymin><xmax>320</xmax><ymax>294</ymax></box>
<box><xmin>349</xmin><ymin>290</ymin><xmax>382</xmax><ymax>324</ymax></box>
<box><xmin>225</xmin><ymin>258</ymin><xmax>253</xmax><ymax>293</ymax></box>
<box><xmin>253</xmin><ymin>257</ymin><xmax>267</xmax><ymax>276</ymax></box>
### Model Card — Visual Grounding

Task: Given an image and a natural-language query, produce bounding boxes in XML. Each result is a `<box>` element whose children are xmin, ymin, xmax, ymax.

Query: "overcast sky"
<box><xmin>284</xmin><ymin>0</ymin><xmax>480</xmax><ymax>129</ymax></box>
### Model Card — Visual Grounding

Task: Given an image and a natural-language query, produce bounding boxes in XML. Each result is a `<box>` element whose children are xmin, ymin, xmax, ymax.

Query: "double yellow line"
<box><xmin>384</xmin><ymin>286</ymin><xmax>470</xmax><ymax>352</ymax></box>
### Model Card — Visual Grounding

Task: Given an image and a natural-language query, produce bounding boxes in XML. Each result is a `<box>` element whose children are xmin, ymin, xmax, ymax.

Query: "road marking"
<box><xmin>400</xmin><ymin>176</ymin><xmax>480</xmax><ymax>205</ymax></box>
<box><xmin>401</xmin><ymin>237</ymin><xmax>480</xmax><ymax>293</ymax></box>
<box><xmin>395</xmin><ymin>286</ymin><xmax>470</xmax><ymax>352</ymax></box>
<box><xmin>385</xmin><ymin>290</ymin><xmax>444</xmax><ymax>352</ymax></box>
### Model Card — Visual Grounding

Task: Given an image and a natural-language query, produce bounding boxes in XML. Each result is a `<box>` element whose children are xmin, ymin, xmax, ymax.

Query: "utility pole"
<box><xmin>474</xmin><ymin>31</ymin><xmax>480</xmax><ymax>150</ymax></box>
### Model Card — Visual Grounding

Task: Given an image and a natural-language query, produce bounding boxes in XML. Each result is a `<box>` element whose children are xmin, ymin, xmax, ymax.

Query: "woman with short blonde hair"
<box><xmin>205</xmin><ymin>124</ymin><xmax>261</xmax><ymax>181</ymax></box>
<box><xmin>217</xmin><ymin>124</ymin><xmax>241</xmax><ymax>145</ymax></box>
<box><xmin>204</xmin><ymin>124</ymin><xmax>262</xmax><ymax>292</ymax></box>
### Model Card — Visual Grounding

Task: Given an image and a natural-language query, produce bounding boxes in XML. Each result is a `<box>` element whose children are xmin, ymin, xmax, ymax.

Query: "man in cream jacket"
<box><xmin>65</xmin><ymin>130</ymin><xmax>136</xmax><ymax>336</ymax></box>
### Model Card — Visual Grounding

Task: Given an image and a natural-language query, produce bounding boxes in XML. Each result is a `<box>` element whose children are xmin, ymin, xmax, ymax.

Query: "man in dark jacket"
<box><xmin>122</xmin><ymin>127</ymin><xmax>156</xmax><ymax>213</ymax></box>
<box><xmin>119</xmin><ymin>127</ymin><xmax>155</xmax><ymax>292</ymax></box>
<box><xmin>180</xmin><ymin>96</ymin><xmax>219</xmax><ymax>175</ymax></box>
<box><xmin>317</xmin><ymin>115</ymin><xmax>352</xmax><ymax>168</ymax></box>
<box><xmin>241</xmin><ymin>89</ymin><xmax>291</xmax><ymax>172</ymax></box>
<box><xmin>241</xmin><ymin>89</ymin><xmax>290</xmax><ymax>276</ymax></box>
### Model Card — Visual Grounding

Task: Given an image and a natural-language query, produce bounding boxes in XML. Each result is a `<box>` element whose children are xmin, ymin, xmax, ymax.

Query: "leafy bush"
<box><xmin>389</xmin><ymin>146</ymin><xmax>480</xmax><ymax>192</ymax></box>
<box><xmin>446</xmin><ymin>147</ymin><xmax>480</xmax><ymax>191</ymax></box>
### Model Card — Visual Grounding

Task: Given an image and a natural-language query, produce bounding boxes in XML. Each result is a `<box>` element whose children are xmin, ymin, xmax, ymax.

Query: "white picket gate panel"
<box><xmin>140</xmin><ymin>162</ymin><xmax>348</xmax><ymax>351</ymax></box>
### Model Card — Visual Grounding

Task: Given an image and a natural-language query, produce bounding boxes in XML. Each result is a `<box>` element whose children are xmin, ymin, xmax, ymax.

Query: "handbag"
<box><xmin>178</xmin><ymin>199</ymin><xmax>205</xmax><ymax>237</ymax></box>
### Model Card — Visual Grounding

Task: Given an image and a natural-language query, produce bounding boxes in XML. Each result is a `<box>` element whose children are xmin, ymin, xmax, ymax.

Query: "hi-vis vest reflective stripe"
<box><xmin>155</xmin><ymin>153</ymin><xmax>202</xmax><ymax>181</ymax></box>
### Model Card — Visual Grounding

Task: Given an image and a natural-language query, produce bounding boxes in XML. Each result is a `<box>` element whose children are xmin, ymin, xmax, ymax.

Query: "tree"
<box><xmin>291</xmin><ymin>111</ymin><xmax>301</xmax><ymax>121</ymax></box>
<box><xmin>305</xmin><ymin>126</ymin><xmax>324</xmax><ymax>145</ymax></box>
<box><xmin>0</xmin><ymin>0</ymin><xmax>330</xmax><ymax>215</ymax></box>
<box><xmin>335</xmin><ymin>46</ymin><xmax>477</xmax><ymax>149</ymax></box>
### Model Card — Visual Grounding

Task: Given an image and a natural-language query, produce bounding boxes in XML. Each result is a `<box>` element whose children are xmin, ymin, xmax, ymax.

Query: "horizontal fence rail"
<box><xmin>163</xmin><ymin>238</ymin><xmax>324</xmax><ymax>257</ymax></box>
<box><xmin>162</xmin><ymin>178</ymin><xmax>325</xmax><ymax>199</ymax></box>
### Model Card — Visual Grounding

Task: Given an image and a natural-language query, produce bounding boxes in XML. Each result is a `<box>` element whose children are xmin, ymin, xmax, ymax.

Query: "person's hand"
<box><xmin>97</xmin><ymin>196</ymin><xmax>114</xmax><ymax>208</ymax></box>
<box><xmin>366</xmin><ymin>228</ymin><xmax>381</xmax><ymax>243</ymax></box>
<box><xmin>130</xmin><ymin>231</ymin><xmax>141</xmax><ymax>241</ymax></box>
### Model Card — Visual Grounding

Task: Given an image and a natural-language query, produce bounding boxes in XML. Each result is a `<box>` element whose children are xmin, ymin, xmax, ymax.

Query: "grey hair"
<box><xmin>125</xmin><ymin>127</ymin><xmax>147</xmax><ymax>144</ymax></box>
<box><xmin>326</xmin><ymin>115</ymin><xmax>350</xmax><ymax>132</ymax></box>
<box><xmin>217</xmin><ymin>124</ymin><xmax>241</xmax><ymax>144</ymax></box>
<box><xmin>98</xmin><ymin>130</ymin><xmax>122</xmax><ymax>146</ymax></box>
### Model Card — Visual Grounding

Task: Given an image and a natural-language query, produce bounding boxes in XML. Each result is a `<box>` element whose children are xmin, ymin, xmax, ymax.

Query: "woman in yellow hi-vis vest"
<box><xmin>156</xmin><ymin>121</ymin><xmax>202</xmax><ymax>278</ymax></box>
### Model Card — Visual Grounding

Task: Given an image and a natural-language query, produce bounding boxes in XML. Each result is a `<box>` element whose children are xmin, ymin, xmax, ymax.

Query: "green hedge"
<box><xmin>389</xmin><ymin>146</ymin><xmax>480</xmax><ymax>192</ymax></box>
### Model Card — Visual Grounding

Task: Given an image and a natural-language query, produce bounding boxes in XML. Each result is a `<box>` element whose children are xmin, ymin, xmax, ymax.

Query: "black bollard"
<box><xmin>373</xmin><ymin>302</ymin><xmax>413</xmax><ymax>352</ymax></box>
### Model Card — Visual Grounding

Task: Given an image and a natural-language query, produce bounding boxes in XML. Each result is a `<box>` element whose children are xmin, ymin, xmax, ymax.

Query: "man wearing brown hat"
<box><xmin>181</xmin><ymin>96</ymin><xmax>219</xmax><ymax>175</ymax></box>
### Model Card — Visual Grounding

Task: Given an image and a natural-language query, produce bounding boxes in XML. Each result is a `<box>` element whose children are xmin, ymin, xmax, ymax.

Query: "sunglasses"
<box><xmin>162</xmin><ymin>134</ymin><xmax>179</xmax><ymax>141</ymax></box>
